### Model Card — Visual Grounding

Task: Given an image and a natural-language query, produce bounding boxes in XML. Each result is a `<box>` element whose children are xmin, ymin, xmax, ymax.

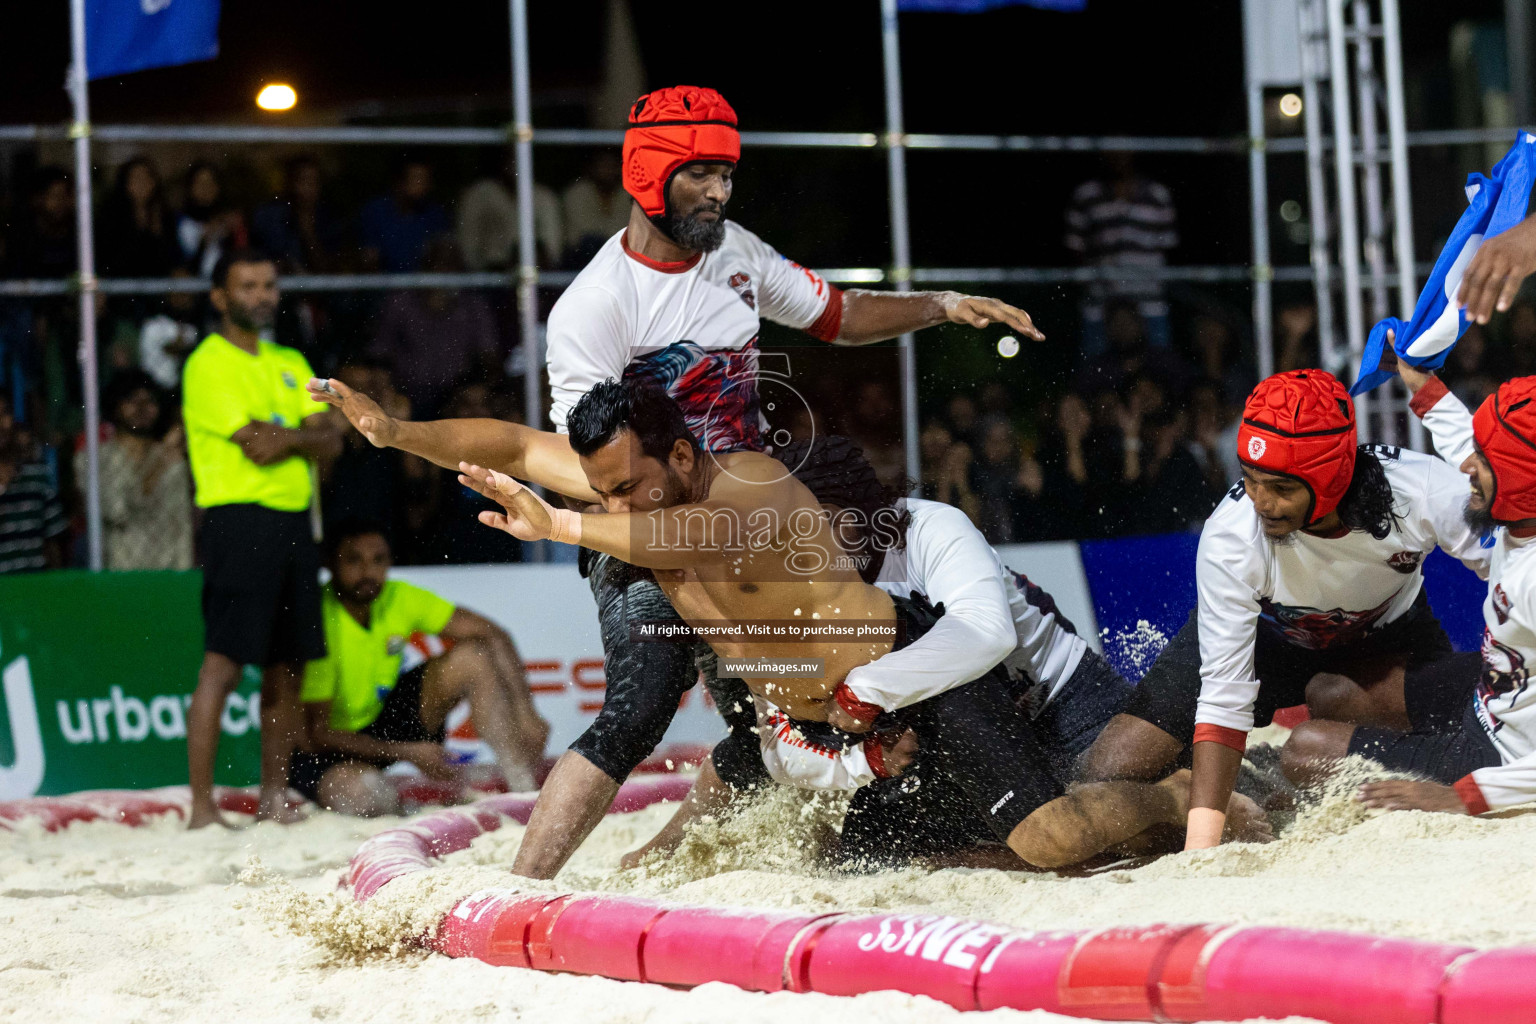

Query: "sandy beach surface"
<box><xmin>4</xmin><ymin>757</ymin><xmax>1530</xmax><ymax>1024</ymax></box>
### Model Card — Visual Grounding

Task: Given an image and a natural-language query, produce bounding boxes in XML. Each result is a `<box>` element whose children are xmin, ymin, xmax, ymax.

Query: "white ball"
<box><xmin>997</xmin><ymin>335</ymin><xmax>1020</xmax><ymax>358</ymax></box>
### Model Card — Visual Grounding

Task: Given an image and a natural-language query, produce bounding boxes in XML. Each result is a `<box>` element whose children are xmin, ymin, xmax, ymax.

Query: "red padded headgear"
<box><xmin>1236</xmin><ymin>369</ymin><xmax>1358</xmax><ymax>526</ymax></box>
<box><xmin>622</xmin><ymin>86</ymin><xmax>740</xmax><ymax>219</ymax></box>
<box><xmin>1473</xmin><ymin>376</ymin><xmax>1536</xmax><ymax>522</ymax></box>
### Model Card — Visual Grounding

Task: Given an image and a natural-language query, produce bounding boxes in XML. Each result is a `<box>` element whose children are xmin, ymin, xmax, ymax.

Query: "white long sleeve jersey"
<box><xmin>757</xmin><ymin>498</ymin><xmax>1089</xmax><ymax>790</ymax></box>
<box><xmin>545</xmin><ymin>223</ymin><xmax>841</xmax><ymax>451</ymax></box>
<box><xmin>1415</xmin><ymin>382</ymin><xmax>1536</xmax><ymax>812</ymax></box>
<box><xmin>1194</xmin><ymin>447</ymin><xmax>1490</xmax><ymax>734</ymax></box>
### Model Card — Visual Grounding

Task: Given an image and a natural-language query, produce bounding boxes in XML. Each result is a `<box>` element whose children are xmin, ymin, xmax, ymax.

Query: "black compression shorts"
<box><xmin>199</xmin><ymin>504</ymin><xmax>325</xmax><ymax>667</ymax></box>
<box><xmin>1123</xmin><ymin>587</ymin><xmax>1454</xmax><ymax>745</ymax></box>
<box><xmin>1348</xmin><ymin>652</ymin><xmax>1498</xmax><ymax>783</ymax></box>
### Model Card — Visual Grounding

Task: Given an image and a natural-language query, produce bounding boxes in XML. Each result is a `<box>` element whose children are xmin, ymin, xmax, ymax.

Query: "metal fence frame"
<box><xmin>2</xmin><ymin>1</ymin><xmax>1524</xmax><ymax>568</ymax></box>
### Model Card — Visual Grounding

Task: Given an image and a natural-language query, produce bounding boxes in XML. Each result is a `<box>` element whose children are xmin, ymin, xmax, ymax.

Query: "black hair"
<box><xmin>567</xmin><ymin>378</ymin><xmax>698</xmax><ymax>461</ymax></box>
<box><xmin>101</xmin><ymin>369</ymin><xmax>165</xmax><ymax>427</ymax></box>
<box><xmin>210</xmin><ymin>246</ymin><xmax>275</xmax><ymax>288</ymax></box>
<box><xmin>773</xmin><ymin>435</ymin><xmax>910</xmax><ymax>584</ymax></box>
<box><xmin>1337</xmin><ymin>445</ymin><xmax>1400</xmax><ymax>539</ymax></box>
<box><xmin>323</xmin><ymin>516</ymin><xmax>391</xmax><ymax>564</ymax></box>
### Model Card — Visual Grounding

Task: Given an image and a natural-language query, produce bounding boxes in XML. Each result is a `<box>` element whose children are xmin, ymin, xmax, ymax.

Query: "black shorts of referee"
<box><xmin>199</xmin><ymin>503</ymin><xmax>324</xmax><ymax>665</ymax></box>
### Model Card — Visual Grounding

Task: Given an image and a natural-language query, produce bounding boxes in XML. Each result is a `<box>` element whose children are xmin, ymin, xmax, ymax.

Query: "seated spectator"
<box><xmin>969</xmin><ymin>417</ymin><xmax>1022</xmax><ymax>543</ymax></box>
<box><xmin>1079</xmin><ymin>300</ymin><xmax>1190</xmax><ymax>399</ymax></box>
<box><xmin>360</xmin><ymin>157</ymin><xmax>451</xmax><ymax>273</ymax></box>
<box><xmin>457</xmin><ymin>150</ymin><xmax>563</xmax><ymax>271</ymax></box>
<box><xmin>76</xmin><ymin>370</ymin><xmax>193</xmax><ymax>570</ymax></box>
<box><xmin>417</xmin><ymin>382</ymin><xmax>525</xmax><ymax>565</ymax></box>
<box><xmin>251</xmin><ymin>155</ymin><xmax>348</xmax><ymax>274</ymax></box>
<box><xmin>1275</xmin><ymin>300</ymin><xmax>1319</xmax><ymax>372</ymax></box>
<box><xmin>369</xmin><ymin>238</ymin><xmax>501</xmax><ymax>417</ymax></box>
<box><xmin>0</xmin><ymin>393</ymin><xmax>67</xmax><ymax>574</ymax></box>
<box><xmin>293</xmin><ymin>519</ymin><xmax>550</xmax><ymax>814</ymax></box>
<box><xmin>320</xmin><ymin>360</ymin><xmax>432</xmax><ymax>548</ymax></box>
<box><xmin>1189</xmin><ymin>312</ymin><xmax>1256</xmax><ymax>407</ymax></box>
<box><xmin>1133</xmin><ymin>406</ymin><xmax>1221</xmax><ymax>536</ymax></box>
<box><xmin>918</xmin><ymin>420</ymin><xmax>979</xmax><ymax>523</ymax></box>
<box><xmin>945</xmin><ymin>391</ymin><xmax>980</xmax><ymax>448</ymax></box>
<box><xmin>843</xmin><ymin>378</ymin><xmax>905</xmax><ymax>484</ymax></box>
<box><xmin>1186</xmin><ymin>377</ymin><xmax>1238</xmax><ymax>492</ymax></box>
<box><xmin>175</xmin><ymin>161</ymin><xmax>247</xmax><ymax>278</ymax></box>
<box><xmin>561</xmin><ymin>150</ymin><xmax>629</xmax><ymax>266</ymax></box>
<box><xmin>1033</xmin><ymin>393</ymin><xmax>1095</xmax><ymax>540</ymax></box>
<box><xmin>98</xmin><ymin>157</ymin><xmax>179</xmax><ymax>279</ymax></box>
<box><xmin>7</xmin><ymin>167</ymin><xmax>76</xmax><ymax>280</ymax></box>
<box><xmin>137</xmin><ymin>267</ymin><xmax>201</xmax><ymax>390</ymax></box>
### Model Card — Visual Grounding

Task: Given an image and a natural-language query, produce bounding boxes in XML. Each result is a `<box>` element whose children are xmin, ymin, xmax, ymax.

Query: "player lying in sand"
<box><xmin>311</xmin><ymin>375</ymin><xmax>1271</xmax><ymax>867</ymax></box>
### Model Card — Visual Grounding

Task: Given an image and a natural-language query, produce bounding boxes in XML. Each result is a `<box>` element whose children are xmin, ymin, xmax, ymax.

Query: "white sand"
<box><xmin>8</xmin><ymin>760</ymin><xmax>1528</xmax><ymax>1024</ymax></box>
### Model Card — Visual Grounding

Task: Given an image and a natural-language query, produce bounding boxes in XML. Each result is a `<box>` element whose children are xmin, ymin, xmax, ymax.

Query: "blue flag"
<box><xmin>86</xmin><ymin>0</ymin><xmax>221</xmax><ymax>80</ymax></box>
<box><xmin>1352</xmin><ymin>132</ymin><xmax>1536</xmax><ymax>395</ymax></box>
<box><xmin>898</xmin><ymin>0</ymin><xmax>1087</xmax><ymax>12</ymax></box>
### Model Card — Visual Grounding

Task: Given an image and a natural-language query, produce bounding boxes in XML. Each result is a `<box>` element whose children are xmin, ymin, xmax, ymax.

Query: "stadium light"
<box><xmin>1279</xmin><ymin>93</ymin><xmax>1303</xmax><ymax>118</ymax></box>
<box><xmin>256</xmin><ymin>84</ymin><xmax>297</xmax><ymax>112</ymax></box>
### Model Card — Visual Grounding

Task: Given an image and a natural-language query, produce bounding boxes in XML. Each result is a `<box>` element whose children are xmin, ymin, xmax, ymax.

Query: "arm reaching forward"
<box><xmin>307</xmin><ymin>376</ymin><xmax>598</xmax><ymax>502</ymax></box>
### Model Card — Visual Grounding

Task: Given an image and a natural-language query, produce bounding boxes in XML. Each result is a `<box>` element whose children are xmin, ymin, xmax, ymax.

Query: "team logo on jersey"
<box><xmin>1247</xmin><ymin>435</ymin><xmax>1267</xmax><ymax>460</ymax></box>
<box><xmin>1493</xmin><ymin>584</ymin><xmax>1513</xmax><ymax>625</ymax></box>
<box><xmin>1258</xmin><ymin>596</ymin><xmax>1393</xmax><ymax>649</ymax></box>
<box><xmin>386</xmin><ymin>635</ymin><xmax>406</xmax><ymax>656</ymax></box>
<box><xmin>728</xmin><ymin>272</ymin><xmax>756</xmax><ymax>309</ymax></box>
<box><xmin>281</xmin><ymin>371</ymin><xmax>298</xmax><ymax>389</ymax></box>
<box><xmin>1478</xmin><ymin>631</ymin><xmax>1529</xmax><ymax>710</ymax></box>
<box><xmin>1387</xmin><ymin>551</ymin><xmax>1423</xmax><ymax>574</ymax></box>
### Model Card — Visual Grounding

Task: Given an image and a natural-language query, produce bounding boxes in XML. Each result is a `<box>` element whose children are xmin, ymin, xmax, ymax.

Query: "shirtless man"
<box><xmin>312</xmin><ymin>378</ymin><xmax>1268</xmax><ymax>868</ymax></box>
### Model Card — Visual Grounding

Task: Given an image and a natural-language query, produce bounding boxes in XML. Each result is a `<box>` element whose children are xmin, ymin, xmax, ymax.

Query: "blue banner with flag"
<box><xmin>898</xmin><ymin>0</ymin><xmax>1087</xmax><ymax>12</ymax></box>
<box><xmin>1352</xmin><ymin>132</ymin><xmax>1536</xmax><ymax>395</ymax></box>
<box><xmin>87</xmin><ymin>0</ymin><xmax>221</xmax><ymax>80</ymax></box>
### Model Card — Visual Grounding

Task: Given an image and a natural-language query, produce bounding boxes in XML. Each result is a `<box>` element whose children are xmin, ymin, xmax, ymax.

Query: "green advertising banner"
<box><xmin>0</xmin><ymin>570</ymin><xmax>262</xmax><ymax>797</ymax></box>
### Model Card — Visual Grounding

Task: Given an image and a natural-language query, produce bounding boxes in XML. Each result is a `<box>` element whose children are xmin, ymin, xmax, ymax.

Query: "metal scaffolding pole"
<box><xmin>1510</xmin><ymin>0</ymin><xmax>1533</xmax><ymax>127</ymax></box>
<box><xmin>1327</xmin><ymin>0</ymin><xmax>1371</xmax><ymax>434</ymax></box>
<box><xmin>880</xmin><ymin>0</ymin><xmax>922</xmax><ymax>492</ymax></box>
<box><xmin>1353</xmin><ymin>0</ymin><xmax>1390</xmax><ymax>442</ymax></box>
<box><xmin>66</xmin><ymin>0</ymin><xmax>102</xmax><ymax>571</ymax></box>
<box><xmin>509</xmin><ymin>0</ymin><xmax>546</xmax><ymax>563</ymax></box>
<box><xmin>1298</xmin><ymin>0</ymin><xmax>1340</xmax><ymax>375</ymax></box>
<box><xmin>1244</xmin><ymin>46</ymin><xmax>1275</xmax><ymax>379</ymax></box>
<box><xmin>1381</xmin><ymin>0</ymin><xmax>1425</xmax><ymax>448</ymax></box>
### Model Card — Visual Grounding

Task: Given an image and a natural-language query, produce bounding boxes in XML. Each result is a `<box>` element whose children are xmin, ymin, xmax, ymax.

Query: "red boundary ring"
<box><xmin>344</xmin><ymin>791</ymin><xmax>1536</xmax><ymax>1024</ymax></box>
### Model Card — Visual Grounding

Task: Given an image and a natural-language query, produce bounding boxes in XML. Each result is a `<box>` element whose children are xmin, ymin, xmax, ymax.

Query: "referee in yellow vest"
<box><xmin>181</xmin><ymin>249</ymin><xmax>340</xmax><ymax>828</ymax></box>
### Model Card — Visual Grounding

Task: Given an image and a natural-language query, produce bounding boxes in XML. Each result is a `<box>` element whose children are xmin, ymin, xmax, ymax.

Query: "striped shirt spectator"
<box><xmin>0</xmin><ymin>460</ymin><xmax>68</xmax><ymax>574</ymax></box>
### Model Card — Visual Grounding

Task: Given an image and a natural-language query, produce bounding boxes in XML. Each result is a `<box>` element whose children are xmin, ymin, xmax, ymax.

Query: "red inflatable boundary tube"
<box><xmin>348</xmin><ymin>794</ymin><xmax>1536</xmax><ymax>1024</ymax></box>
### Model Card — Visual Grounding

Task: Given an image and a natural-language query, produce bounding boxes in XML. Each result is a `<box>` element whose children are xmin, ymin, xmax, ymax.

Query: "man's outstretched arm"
<box><xmin>832</xmin><ymin>290</ymin><xmax>1045</xmax><ymax>346</ymax></box>
<box><xmin>307</xmin><ymin>377</ymin><xmax>598</xmax><ymax>502</ymax></box>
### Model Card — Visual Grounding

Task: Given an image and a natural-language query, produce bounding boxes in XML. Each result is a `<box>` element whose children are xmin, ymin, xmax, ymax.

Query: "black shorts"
<box><xmin>199</xmin><ymin>504</ymin><xmax>325</xmax><ymax>666</ymax></box>
<box><xmin>1348</xmin><ymin>652</ymin><xmax>1498</xmax><ymax>783</ymax></box>
<box><xmin>289</xmin><ymin>664</ymin><xmax>441</xmax><ymax>801</ymax></box>
<box><xmin>826</xmin><ymin>594</ymin><xmax>1064</xmax><ymax>868</ymax></box>
<box><xmin>1123</xmin><ymin>587</ymin><xmax>1454</xmax><ymax>745</ymax></box>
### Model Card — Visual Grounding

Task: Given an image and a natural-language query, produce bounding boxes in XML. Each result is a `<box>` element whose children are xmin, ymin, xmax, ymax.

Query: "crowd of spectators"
<box><xmin>3</xmin><ymin>148</ymin><xmax>1536</xmax><ymax>571</ymax></box>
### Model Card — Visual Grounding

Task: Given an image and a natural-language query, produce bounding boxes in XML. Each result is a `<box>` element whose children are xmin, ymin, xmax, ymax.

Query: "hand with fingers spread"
<box><xmin>307</xmin><ymin>376</ymin><xmax>399</xmax><ymax>448</ymax></box>
<box><xmin>458</xmin><ymin>462</ymin><xmax>579</xmax><ymax>544</ymax></box>
<box><xmin>1356</xmin><ymin>779</ymin><xmax>1469</xmax><ymax>815</ymax></box>
<box><xmin>940</xmin><ymin>292</ymin><xmax>1046</xmax><ymax>341</ymax></box>
<box><xmin>1457</xmin><ymin>215</ymin><xmax>1536</xmax><ymax>324</ymax></box>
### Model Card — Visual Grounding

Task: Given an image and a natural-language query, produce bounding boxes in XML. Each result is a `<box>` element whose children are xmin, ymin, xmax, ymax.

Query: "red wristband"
<box><xmin>1408</xmin><ymin>374</ymin><xmax>1449</xmax><ymax>418</ymax></box>
<box><xmin>833</xmin><ymin>682</ymin><xmax>883</xmax><ymax>726</ymax></box>
<box><xmin>1454</xmin><ymin>774</ymin><xmax>1490</xmax><ymax>815</ymax></box>
<box><xmin>1193</xmin><ymin>723</ymin><xmax>1249</xmax><ymax>753</ymax></box>
<box><xmin>863</xmin><ymin>736</ymin><xmax>892</xmax><ymax>779</ymax></box>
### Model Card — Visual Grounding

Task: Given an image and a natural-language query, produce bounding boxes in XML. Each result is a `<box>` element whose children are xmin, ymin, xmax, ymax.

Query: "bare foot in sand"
<box><xmin>186</xmin><ymin>804</ymin><xmax>234</xmax><ymax>830</ymax></box>
<box><xmin>1223</xmin><ymin>791</ymin><xmax>1276</xmax><ymax>844</ymax></box>
<box><xmin>255</xmin><ymin>791</ymin><xmax>305</xmax><ymax>824</ymax></box>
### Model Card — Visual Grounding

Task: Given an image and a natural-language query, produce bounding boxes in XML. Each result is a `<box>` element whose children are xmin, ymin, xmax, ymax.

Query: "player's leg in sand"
<box><xmin>258</xmin><ymin>662</ymin><xmax>307</xmax><ymax>823</ymax></box>
<box><xmin>187</xmin><ymin>652</ymin><xmax>243</xmax><ymax>829</ymax></box>
<box><xmin>315</xmin><ymin>761</ymin><xmax>400</xmax><ymax>817</ymax></box>
<box><xmin>419</xmin><ymin>638</ymin><xmax>542</xmax><ymax>791</ymax></box>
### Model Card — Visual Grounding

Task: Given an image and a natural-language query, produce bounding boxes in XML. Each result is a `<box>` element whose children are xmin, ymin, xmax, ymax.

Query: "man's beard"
<box><xmin>1264</xmin><ymin>528</ymin><xmax>1299</xmax><ymax>548</ymax></box>
<box><xmin>226</xmin><ymin>300</ymin><xmax>275</xmax><ymax>333</ymax></box>
<box><xmin>339</xmin><ymin>580</ymin><xmax>382</xmax><ymax>606</ymax></box>
<box><xmin>1464</xmin><ymin>495</ymin><xmax>1498</xmax><ymax>537</ymax></box>
<box><xmin>119</xmin><ymin>421</ymin><xmax>159</xmax><ymax>439</ymax></box>
<box><xmin>662</xmin><ymin>208</ymin><xmax>726</xmax><ymax>252</ymax></box>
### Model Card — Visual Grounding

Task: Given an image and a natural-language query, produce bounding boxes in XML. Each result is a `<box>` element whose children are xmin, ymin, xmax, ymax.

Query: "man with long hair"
<box><xmin>1077</xmin><ymin>369</ymin><xmax>1491</xmax><ymax>849</ymax></box>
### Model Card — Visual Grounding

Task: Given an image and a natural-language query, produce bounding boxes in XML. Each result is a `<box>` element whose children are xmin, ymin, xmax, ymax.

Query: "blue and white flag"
<box><xmin>898</xmin><ymin>0</ymin><xmax>1087</xmax><ymax>12</ymax></box>
<box><xmin>86</xmin><ymin>0</ymin><xmax>221</xmax><ymax>81</ymax></box>
<box><xmin>1353</xmin><ymin>132</ymin><xmax>1536</xmax><ymax>395</ymax></box>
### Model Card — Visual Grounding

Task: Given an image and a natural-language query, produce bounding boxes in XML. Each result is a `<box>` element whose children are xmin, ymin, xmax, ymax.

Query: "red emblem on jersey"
<box><xmin>1387</xmin><ymin>550</ymin><xmax>1423</xmax><ymax>574</ymax></box>
<box><xmin>728</xmin><ymin>272</ymin><xmax>756</xmax><ymax>309</ymax></box>
<box><xmin>1494</xmin><ymin>583</ymin><xmax>1513</xmax><ymax>625</ymax></box>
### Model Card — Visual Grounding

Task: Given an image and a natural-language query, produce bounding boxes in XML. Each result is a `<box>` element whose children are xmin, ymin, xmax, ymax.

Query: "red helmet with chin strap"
<box><xmin>1473</xmin><ymin>376</ymin><xmax>1536</xmax><ymax>522</ymax></box>
<box><xmin>622</xmin><ymin>86</ymin><xmax>740</xmax><ymax>219</ymax></box>
<box><xmin>1236</xmin><ymin>369</ymin><xmax>1358</xmax><ymax>526</ymax></box>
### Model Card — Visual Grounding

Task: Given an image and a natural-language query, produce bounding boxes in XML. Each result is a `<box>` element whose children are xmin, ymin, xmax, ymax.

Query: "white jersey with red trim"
<box><xmin>757</xmin><ymin>497</ymin><xmax>1089</xmax><ymax>791</ymax></box>
<box><xmin>1194</xmin><ymin>447</ymin><xmax>1490</xmax><ymax>734</ymax></box>
<box><xmin>1415</xmin><ymin>382</ymin><xmax>1536</xmax><ymax>811</ymax></box>
<box><xmin>545</xmin><ymin>223</ymin><xmax>841</xmax><ymax>452</ymax></box>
